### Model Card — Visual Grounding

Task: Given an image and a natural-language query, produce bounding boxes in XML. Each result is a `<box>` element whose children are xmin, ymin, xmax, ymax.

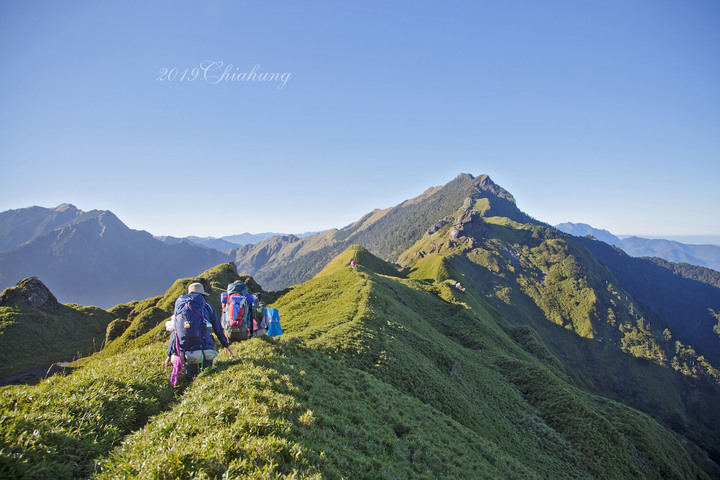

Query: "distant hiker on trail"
<box><xmin>163</xmin><ymin>282</ymin><xmax>232</xmax><ymax>385</ymax></box>
<box><xmin>220</xmin><ymin>281</ymin><xmax>256</xmax><ymax>342</ymax></box>
<box><xmin>350</xmin><ymin>260</ymin><xmax>356</xmax><ymax>268</ymax></box>
<box><xmin>252</xmin><ymin>292</ymin><xmax>269</xmax><ymax>337</ymax></box>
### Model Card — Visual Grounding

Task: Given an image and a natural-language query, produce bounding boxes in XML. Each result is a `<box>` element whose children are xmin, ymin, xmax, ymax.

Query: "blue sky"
<box><xmin>1</xmin><ymin>1</ymin><xmax>718</xmax><ymax>240</ymax></box>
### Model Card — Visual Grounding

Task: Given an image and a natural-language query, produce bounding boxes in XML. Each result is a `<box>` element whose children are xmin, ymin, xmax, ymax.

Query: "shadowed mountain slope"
<box><xmin>572</xmin><ymin>236</ymin><xmax>720</xmax><ymax>365</ymax></box>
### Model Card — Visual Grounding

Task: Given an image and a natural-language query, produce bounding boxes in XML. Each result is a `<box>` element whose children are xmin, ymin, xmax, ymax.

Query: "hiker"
<box><xmin>252</xmin><ymin>292</ymin><xmax>268</xmax><ymax>337</ymax></box>
<box><xmin>350</xmin><ymin>260</ymin><xmax>355</xmax><ymax>268</ymax></box>
<box><xmin>220</xmin><ymin>281</ymin><xmax>255</xmax><ymax>342</ymax></box>
<box><xmin>163</xmin><ymin>282</ymin><xmax>232</xmax><ymax>384</ymax></box>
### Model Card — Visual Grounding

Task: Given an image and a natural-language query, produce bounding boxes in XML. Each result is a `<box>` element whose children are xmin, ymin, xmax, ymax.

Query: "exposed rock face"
<box><xmin>21</xmin><ymin>277</ymin><xmax>59</xmax><ymax>311</ymax></box>
<box><xmin>427</xmin><ymin>219</ymin><xmax>450</xmax><ymax>235</ymax></box>
<box><xmin>0</xmin><ymin>277</ymin><xmax>60</xmax><ymax>312</ymax></box>
<box><xmin>450</xmin><ymin>211</ymin><xmax>487</xmax><ymax>241</ymax></box>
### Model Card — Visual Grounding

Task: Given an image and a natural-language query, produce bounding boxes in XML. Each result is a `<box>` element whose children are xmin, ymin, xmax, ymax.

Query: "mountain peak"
<box><xmin>53</xmin><ymin>203</ymin><xmax>79</xmax><ymax>213</ymax></box>
<box><xmin>472</xmin><ymin>174</ymin><xmax>516</xmax><ymax>205</ymax></box>
<box><xmin>0</xmin><ymin>277</ymin><xmax>59</xmax><ymax>312</ymax></box>
<box><xmin>315</xmin><ymin>245</ymin><xmax>401</xmax><ymax>279</ymax></box>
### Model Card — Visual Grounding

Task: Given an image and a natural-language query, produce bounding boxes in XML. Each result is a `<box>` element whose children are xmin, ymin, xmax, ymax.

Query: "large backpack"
<box><xmin>221</xmin><ymin>282</ymin><xmax>252</xmax><ymax>333</ymax></box>
<box><xmin>170</xmin><ymin>293</ymin><xmax>217</xmax><ymax>386</ymax></box>
<box><xmin>266</xmin><ymin>307</ymin><xmax>283</xmax><ymax>337</ymax></box>
<box><xmin>173</xmin><ymin>293</ymin><xmax>208</xmax><ymax>353</ymax></box>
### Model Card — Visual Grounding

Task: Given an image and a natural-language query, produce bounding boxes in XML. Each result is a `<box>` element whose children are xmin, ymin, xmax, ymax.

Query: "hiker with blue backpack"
<box><xmin>163</xmin><ymin>282</ymin><xmax>233</xmax><ymax>385</ymax></box>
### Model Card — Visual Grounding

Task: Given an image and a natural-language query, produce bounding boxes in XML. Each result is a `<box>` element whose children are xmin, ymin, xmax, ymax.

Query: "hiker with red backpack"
<box><xmin>220</xmin><ymin>281</ymin><xmax>256</xmax><ymax>342</ymax></box>
<box><xmin>163</xmin><ymin>282</ymin><xmax>233</xmax><ymax>385</ymax></box>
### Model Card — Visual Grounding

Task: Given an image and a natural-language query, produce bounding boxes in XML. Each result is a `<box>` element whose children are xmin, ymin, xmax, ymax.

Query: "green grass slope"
<box><xmin>273</xmin><ymin>247</ymin><xmax>711</xmax><ymax>479</ymax></box>
<box><xmin>0</xmin><ymin>278</ymin><xmax>114</xmax><ymax>378</ymax></box>
<box><xmin>95</xmin><ymin>338</ymin><xmax>537</xmax><ymax>480</ymax></box>
<box><xmin>1</xmin><ymin>254</ymin><xmax>716</xmax><ymax>478</ymax></box>
<box><xmin>0</xmin><ymin>344</ymin><xmax>177</xmax><ymax>478</ymax></box>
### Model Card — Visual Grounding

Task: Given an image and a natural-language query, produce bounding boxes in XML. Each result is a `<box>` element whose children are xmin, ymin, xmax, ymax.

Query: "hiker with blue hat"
<box><xmin>163</xmin><ymin>282</ymin><xmax>232</xmax><ymax>385</ymax></box>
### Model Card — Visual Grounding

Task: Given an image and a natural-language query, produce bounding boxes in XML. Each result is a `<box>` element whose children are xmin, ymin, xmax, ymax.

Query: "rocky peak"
<box><xmin>0</xmin><ymin>277</ymin><xmax>60</xmax><ymax>312</ymax></box>
<box><xmin>472</xmin><ymin>175</ymin><xmax>517</xmax><ymax>204</ymax></box>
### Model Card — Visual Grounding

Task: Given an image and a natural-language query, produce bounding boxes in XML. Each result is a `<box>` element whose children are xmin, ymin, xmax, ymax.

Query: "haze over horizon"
<box><xmin>1</xmin><ymin>2</ymin><xmax>718</xmax><ymax>239</ymax></box>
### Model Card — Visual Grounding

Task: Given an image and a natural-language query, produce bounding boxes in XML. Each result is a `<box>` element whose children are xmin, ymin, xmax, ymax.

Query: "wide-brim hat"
<box><xmin>188</xmin><ymin>282</ymin><xmax>209</xmax><ymax>296</ymax></box>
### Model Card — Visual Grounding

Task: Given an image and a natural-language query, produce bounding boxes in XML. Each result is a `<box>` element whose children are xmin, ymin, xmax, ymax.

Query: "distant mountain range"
<box><xmin>555</xmin><ymin>222</ymin><xmax>720</xmax><ymax>272</ymax></box>
<box><xmin>0</xmin><ymin>204</ymin><xmax>229</xmax><ymax>308</ymax></box>
<box><xmin>155</xmin><ymin>232</ymin><xmax>317</xmax><ymax>250</ymax></box>
<box><xmin>0</xmin><ymin>205</ymin><xmax>317</xmax><ymax>308</ymax></box>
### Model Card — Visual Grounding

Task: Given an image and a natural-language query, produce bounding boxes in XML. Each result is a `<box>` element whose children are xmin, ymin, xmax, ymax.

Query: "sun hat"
<box><xmin>188</xmin><ymin>282</ymin><xmax>209</xmax><ymax>296</ymax></box>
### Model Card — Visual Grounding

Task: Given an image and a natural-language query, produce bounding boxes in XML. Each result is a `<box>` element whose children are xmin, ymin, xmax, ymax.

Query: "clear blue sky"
<box><xmin>1</xmin><ymin>1</ymin><xmax>718</xmax><ymax>239</ymax></box>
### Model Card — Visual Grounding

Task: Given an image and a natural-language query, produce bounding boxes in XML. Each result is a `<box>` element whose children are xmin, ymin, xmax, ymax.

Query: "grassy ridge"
<box><xmin>96</xmin><ymin>337</ymin><xmax>533</xmax><ymax>480</ymax></box>
<box><xmin>233</xmin><ymin>173</ymin><xmax>533</xmax><ymax>291</ymax></box>
<box><xmin>400</xmin><ymin>211</ymin><xmax>720</xmax><ymax>470</ymax></box>
<box><xmin>273</xmin><ymin>247</ymin><xmax>709</xmax><ymax>479</ymax></box>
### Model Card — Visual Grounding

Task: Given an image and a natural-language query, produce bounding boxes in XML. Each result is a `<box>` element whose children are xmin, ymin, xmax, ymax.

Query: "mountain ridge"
<box><xmin>156</xmin><ymin>232</ymin><xmax>320</xmax><ymax>251</ymax></box>
<box><xmin>2</xmin><ymin>174</ymin><xmax>720</xmax><ymax>474</ymax></box>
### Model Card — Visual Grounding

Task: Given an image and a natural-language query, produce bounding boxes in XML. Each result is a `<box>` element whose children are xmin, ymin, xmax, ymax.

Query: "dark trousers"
<box><xmin>185</xmin><ymin>358</ymin><xmax>214</xmax><ymax>382</ymax></box>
